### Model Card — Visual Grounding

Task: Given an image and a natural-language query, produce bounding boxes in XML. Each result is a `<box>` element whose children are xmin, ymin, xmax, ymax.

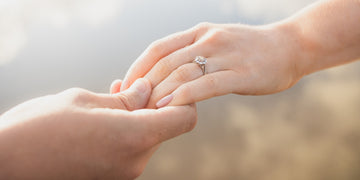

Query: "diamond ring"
<box><xmin>193</xmin><ymin>56</ymin><xmax>207</xmax><ymax>75</ymax></box>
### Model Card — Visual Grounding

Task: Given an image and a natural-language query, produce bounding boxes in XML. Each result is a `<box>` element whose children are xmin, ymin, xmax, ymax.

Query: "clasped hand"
<box><xmin>115</xmin><ymin>23</ymin><xmax>302</xmax><ymax>108</ymax></box>
<box><xmin>0</xmin><ymin>79</ymin><xmax>196</xmax><ymax>179</ymax></box>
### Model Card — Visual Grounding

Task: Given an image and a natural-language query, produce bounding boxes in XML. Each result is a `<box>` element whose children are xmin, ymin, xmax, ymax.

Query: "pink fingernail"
<box><xmin>156</xmin><ymin>94</ymin><xmax>174</xmax><ymax>108</ymax></box>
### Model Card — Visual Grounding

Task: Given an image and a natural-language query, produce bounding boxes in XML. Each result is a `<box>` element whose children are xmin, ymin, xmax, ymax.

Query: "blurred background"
<box><xmin>1</xmin><ymin>0</ymin><xmax>360</xmax><ymax>179</ymax></box>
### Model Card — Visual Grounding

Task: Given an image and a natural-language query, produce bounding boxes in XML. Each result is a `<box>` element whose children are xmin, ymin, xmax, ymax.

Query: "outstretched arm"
<box><xmin>287</xmin><ymin>0</ymin><xmax>360</xmax><ymax>75</ymax></box>
<box><xmin>116</xmin><ymin>0</ymin><xmax>360</xmax><ymax>108</ymax></box>
<box><xmin>0</xmin><ymin>79</ymin><xmax>197</xmax><ymax>179</ymax></box>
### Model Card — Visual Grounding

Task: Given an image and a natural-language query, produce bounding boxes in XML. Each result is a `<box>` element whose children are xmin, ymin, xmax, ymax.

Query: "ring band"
<box><xmin>193</xmin><ymin>56</ymin><xmax>207</xmax><ymax>75</ymax></box>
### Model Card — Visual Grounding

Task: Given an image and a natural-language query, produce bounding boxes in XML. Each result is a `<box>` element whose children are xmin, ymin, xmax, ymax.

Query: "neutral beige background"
<box><xmin>0</xmin><ymin>0</ymin><xmax>359</xmax><ymax>179</ymax></box>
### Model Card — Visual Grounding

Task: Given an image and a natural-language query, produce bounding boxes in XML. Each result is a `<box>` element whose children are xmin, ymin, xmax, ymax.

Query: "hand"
<box><xmin>0</xmin><ymin>79</ymin><xmax>197</xmax><ymax>180</ymax></box>
<box><xmin>117</xmin><ymin>0</ymin><xmax>360</xmax><ymax>108</ymax></box>
<box><xmin>115</xmin><ymin>22</ymin><xmax>302</xmax><ymax>108</ymax></box>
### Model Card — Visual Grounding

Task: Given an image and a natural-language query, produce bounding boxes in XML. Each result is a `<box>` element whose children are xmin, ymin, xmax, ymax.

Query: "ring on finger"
<box><xmin>193</xmin><ymin>56</ymin><xmax>207</xmax><ymax>75</ymax></box>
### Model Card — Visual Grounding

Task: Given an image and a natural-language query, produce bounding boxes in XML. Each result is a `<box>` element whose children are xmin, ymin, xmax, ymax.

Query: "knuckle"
<box><xmin>148</xmin><ymin>40</ymin><xmax>164</xmax><ymax>55</ymax></box>
<box><xmin>205</xmin><ymin>75</ymin><xmax>217</xmax><ymax>89</ymax></box>
<box><xmin>63</xmin><ymin>87</ymin><xmax>85</xmax><ymax>94</ymax></box>
<box><xmin>115</xmin><ymin>94</ymin><xmax>136</xmax><ymax>110</ymax></box>
<box><xmin>178</xmin><ymin>84</ymin><xmax>194</xmax><ymax>103</ymax></box>
<box><xmin>195</xmin><ymin>22</ymin><xmax>212</xmax><ymax>31</ymax></box>
<box><xmin>62</xmin><ymin>88</ymin><xmax>91</xmax><ymax>104</ymax></box>
<box><xmin>156</xmin><ymin>58</ymin><xmax>172</xmax><ymax>75</ymax></box>
<box><xmin>204</xmin><ymin>75</ymin><xmax>219</xmax><ymax>97</ymax></box>
<box><xmin>172</xmin><ymin>65</ymin><xmax>192</xmax><ymax>82</ymax></box>
<box><xmin>204</xmin><ymin>29</ymin><xmax>226</xmax><ymax>45</ymax></box>
<box><xmin>193</xmin><ymin>22</ymin><xmax>213</xmax><ymax>40</ymax></box>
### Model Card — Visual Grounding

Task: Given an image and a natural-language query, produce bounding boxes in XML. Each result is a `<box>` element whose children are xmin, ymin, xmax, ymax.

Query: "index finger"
<box><xmin>92</xmin><ymin>104</ymin><xmax>197</xmax><ymax>145</ymax></box>
<box><xmin>134</xmin><ymin>104</ymin><xmax>197</xmax><ymax>144</ymax></box>
<box><xmin>120</xmin><ymin>28</ymin><xmax>197</xmax><ymax>91</ymax></box>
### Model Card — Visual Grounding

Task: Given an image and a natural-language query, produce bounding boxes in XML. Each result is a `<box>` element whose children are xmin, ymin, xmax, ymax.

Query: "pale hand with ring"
<box><xmin>193</xmin><ymin>56</ymin><xmax>207</xmax><ymax>75</ymax></box>
<box><xmin>113</xmin><ymin>0</ymin><xmax>360</xmax><ymax>108</ymax></box>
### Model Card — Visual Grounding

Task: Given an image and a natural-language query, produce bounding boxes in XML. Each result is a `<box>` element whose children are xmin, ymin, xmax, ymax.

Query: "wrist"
<box><xmin>263</xmin><ymin>20</ymin><xmax>308</xmax><ymax>86</ymax></box>
<box><xmin>272</xmin><ymin>18</ymin><xmax>324</xmax><ymax>76</ymax></box>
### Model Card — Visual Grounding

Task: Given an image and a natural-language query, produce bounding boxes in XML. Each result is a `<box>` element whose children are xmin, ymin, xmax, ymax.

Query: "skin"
<box><xmin>115</xmin><ymin>0</ymin><xmax>360</xmax><ymax>108</ymax></box>
<box><xmin>0</xmin><ymin>78</ymin><xmax>197</xmax><ymax>180</ymax></box>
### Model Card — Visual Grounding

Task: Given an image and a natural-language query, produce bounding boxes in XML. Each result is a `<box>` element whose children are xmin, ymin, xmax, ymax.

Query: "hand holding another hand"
<box><xmin>117</xmin><ymin>22</ymin><xmax>302</xmax><ymax>108</ymax></box>
<box><xmin>118</xmin><ymin>0</ymin><xmax>360</xmax><ymax>109</ymax></box>
<box><xmin>0</xmin><ymin>79</ymin><xmax>197</xmax><ymax>180</ymax></box>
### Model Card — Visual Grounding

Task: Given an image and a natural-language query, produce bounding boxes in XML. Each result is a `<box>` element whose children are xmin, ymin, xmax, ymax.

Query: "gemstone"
<box><xmin>194</xmin><ymin>56</ymin><xmax>207</xmax><ymax>65</ymax></box>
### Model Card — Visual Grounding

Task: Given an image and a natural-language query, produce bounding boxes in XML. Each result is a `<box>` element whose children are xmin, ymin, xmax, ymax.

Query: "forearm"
<box><xmin>0</xmin><ymin>120</ymin><xmax>52</xmax><ymax>179</ymax></box>
<box><xmin>0</xmin><ymin>132</ymin><xmax>11</xmax><ymax>178</ymax></box>
<box><xmin>120</xmin><ymin>0</ymin><xmax>360</xmax><ymax>104</ymax></box>
<box><xmin>0</xmin><ymin>126</ymin><xmax>27</xmax><ymax>179</ymax></box>
<box><xmin>280</xmin><ymin>0</ymin><xmax>360</xmax><ymax>76</ymax></box>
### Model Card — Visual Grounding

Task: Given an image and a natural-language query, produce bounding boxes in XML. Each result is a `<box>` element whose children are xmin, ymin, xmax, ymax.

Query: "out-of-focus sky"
<box><xmin>0</xmin><ymin>0</ymin><xmax>317</xmax><ymax>67</ymax></box>
<box><xmin>1</xmin><ymin>0</ymin><xmax>360</xmax><ymax>179</ymax></box>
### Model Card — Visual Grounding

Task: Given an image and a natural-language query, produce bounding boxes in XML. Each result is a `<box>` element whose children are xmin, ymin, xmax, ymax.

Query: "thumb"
<box><xmin>112</xmin><ymin>78</ymin><xmax>151</xmax><ymax>110</ymax></box>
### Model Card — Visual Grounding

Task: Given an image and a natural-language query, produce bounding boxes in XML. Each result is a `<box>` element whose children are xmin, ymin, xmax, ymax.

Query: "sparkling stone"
<box><xmin>194</xmin><ymin>56</ymin><xmax>207</xmax><ymax>65</ymax></box>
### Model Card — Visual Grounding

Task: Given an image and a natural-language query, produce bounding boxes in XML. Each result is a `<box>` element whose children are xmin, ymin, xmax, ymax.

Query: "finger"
<box><xmin>110</xmin><ymin>79</ymin><xmax>122</xmax><ymax>94</ymax></box>
<box><xmin>96</xmin><ymin>78</ymin><xmax>152</xmax><ymax>110</ymax></box>
<box><xmin>93</xmin><ymin>104</ymin><xmax>197</xmax><ymax>147</ymax></box>
<box><xmin>133</xmin><ymin>104</ymin><xmax>197</xmax><ymax>145</ymax></box>
<box><xmin>121</xmin><ymin>28</ymin><xmax>197</xmax><ymax>91</ymax></box>
<box><xmin>144</xmin><ymin>43</ymin><xmax>210</xmax><ymax>88</ymax></box>
<box><xmin>147</xmin><ymin>57</ymin><xmax>225</xmax><ymax>108</ymax></box>
<box><xmin>159</xmin><ymin>70</ymin><xmax>239</xmax><ymax>107</ymax></box>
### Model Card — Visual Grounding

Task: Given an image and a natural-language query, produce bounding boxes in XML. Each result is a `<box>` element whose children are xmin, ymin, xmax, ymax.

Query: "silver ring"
<box><xmin>193</xmin><ymin>56</ymin><xmax>207</xmax><ymax>75</ymax></box>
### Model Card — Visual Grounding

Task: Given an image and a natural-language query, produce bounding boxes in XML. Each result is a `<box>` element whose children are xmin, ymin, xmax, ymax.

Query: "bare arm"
<box><xmin>0</xmin><ymin>79</ymin><xmax>196</xmax><ymax>179</ymax></box>
<box><xmin>285</xmin><ymin>0</ymin><xmax>360</xmax><ymax>76</ymax></box>
<box><xmin>116</xmin><ymin>0</ymin><xmax>360</xmax><ymax>108</ymax></box>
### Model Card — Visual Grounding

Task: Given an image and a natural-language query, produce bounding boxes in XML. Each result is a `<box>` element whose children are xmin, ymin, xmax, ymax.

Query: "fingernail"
<box><xmin>156</xmin><ymin>94</ymin><xmax>174</xmax><ymax>108</ymax></box>
<box><xmin>129</xmin><ymin>79</ymin><xmax>147</xmax><ymax>93</ymax></box>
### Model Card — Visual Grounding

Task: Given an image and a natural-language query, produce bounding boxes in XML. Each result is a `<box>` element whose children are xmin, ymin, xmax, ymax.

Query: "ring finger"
<box><xmin>144</xmin><ymin>43</ymin><xmax>211</xmax><ymax>88</ymax></box>
<box><xmin>147</xmin><ymin>57</ymin><xmax>226</xmax><ymax>108</ymax></box>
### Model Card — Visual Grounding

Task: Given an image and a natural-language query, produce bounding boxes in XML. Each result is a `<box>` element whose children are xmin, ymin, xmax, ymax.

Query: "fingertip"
<box><xmin>116</xmin><ymin>78</ymin><xmax>152</xmax><ymax>110</ymax></box>
<box><xmin>156</xmin><ymin>94</ymin><xmax>174</xmax><ymax>108</ymax></box>
<box><xmin>130</xmin><ymin>78</ymin><xmax>151</xmax><ymax>94</ymax></box>
<box><xmin>110</xmin><ymin>79</ymin><xmax>122</xmax><ymax>94</ymax></box>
